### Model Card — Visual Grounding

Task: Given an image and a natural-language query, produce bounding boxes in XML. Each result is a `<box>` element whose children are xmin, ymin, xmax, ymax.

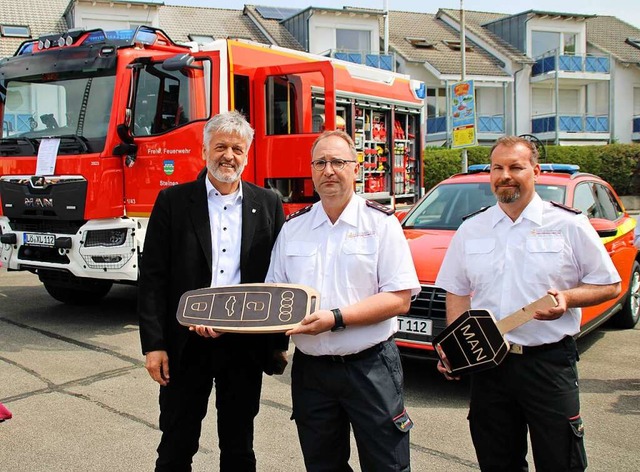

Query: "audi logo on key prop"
<box><xmin>279</xmin><ymin>290</ymin><xmax>295</xmax><ymax>322</ymax></box>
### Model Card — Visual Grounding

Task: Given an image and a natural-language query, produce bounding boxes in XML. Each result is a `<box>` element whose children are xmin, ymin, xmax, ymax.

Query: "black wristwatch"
<box><xmin>330</xmin><ymin>308</ymin><xmax>346</xmax><ymax>332</ymax></box>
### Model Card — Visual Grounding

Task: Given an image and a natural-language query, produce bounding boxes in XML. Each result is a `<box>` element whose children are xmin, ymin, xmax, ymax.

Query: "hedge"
<box><xmin>423</xmin><ymin>144</ymin><xmax>640</xmax><ymax>196</ymax></box>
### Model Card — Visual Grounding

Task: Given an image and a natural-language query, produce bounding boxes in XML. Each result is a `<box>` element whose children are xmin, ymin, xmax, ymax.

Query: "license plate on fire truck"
<box><xmin>23</xmin><ymin>233</ymin><xmax>56</xmax><ymax>247</ymax></box>
<box><xmin>397</xmin><ymin>316</ymin><xmax>433</xmax><ymax>336</ymax></box>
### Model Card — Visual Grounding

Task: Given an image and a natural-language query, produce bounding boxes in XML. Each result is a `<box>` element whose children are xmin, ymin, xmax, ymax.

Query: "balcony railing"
<box><xmin>478</xmin><ymin>115</ymin><xmax>504</xmax><ymax>133</ymax></box>
<box><xmin>323</xmin><ymin>49</ymin><xmax>395</xmax><ymax>71</ymax></box>
<box><xmin>633</xmin><ymin>116</ymin><xmax>640</xmax><ymax>133</ymax></box>
<box><xmin>426</xmin><ymin>116</ymin><xmax>447</xmax><ymax>134</ymax></box>
<box><xmin>532</xmin><ymin>114</ymin><xmax>609</xmax><ymax>133</ymax></box>
<box><xmin>532</xmin><ymin>51</ymin><xmax>610</xmax><ymax>76</ymax></box>
<box><xmin>426</xmin><ymin>115</ymin><xmax>505</xmax><ymax>136</ymax></box>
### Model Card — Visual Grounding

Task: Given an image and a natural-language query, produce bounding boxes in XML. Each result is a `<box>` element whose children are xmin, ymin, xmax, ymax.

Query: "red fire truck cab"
<box><xmin>0</xmin><ymin>26</ymin><xmax>424</xmax><ymax>304</ymax></box>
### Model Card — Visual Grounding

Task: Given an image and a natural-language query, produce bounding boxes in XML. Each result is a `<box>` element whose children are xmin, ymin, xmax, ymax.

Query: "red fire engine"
<box><xmin>0</xmin><ymin>26</ymin><xmax>424</xmax><ymax>303</ymax></box>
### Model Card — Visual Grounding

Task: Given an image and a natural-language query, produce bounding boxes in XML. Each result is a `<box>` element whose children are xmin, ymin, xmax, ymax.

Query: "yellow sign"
<box><xmin>453</xmin><ymin>125</ymin><xmax>476</xmax><ymax>147</ymax></box>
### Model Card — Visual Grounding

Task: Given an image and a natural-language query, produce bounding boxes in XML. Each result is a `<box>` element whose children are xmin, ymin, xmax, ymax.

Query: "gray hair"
<box><xmin>311</xmin><ymin>130</ymin><xmax>357</xmax><ymax>160</ymax></box>
<box><xmin>203</xmin><ymin>110</ymin><xmax>254</xmax><ymax>150</ymax></box>
<box><xmin>489</xmin><ymin>136</ymin><xmax>539</xmax><ymax>165</ymax></box>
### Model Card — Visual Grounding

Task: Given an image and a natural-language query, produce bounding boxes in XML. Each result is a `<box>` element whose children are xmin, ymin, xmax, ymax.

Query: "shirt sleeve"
<box><xmin>571</xmin><ymin>214</ymin><xmax>621</xmax><ymax>285</ymax></box>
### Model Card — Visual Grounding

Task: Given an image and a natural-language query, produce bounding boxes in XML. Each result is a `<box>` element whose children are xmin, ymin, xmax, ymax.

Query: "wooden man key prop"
<box><xmin>176</xmin><ymin>283</ymin><xmax>319</xmax><ymax>333</ymax></box>
<box><xmin>433</xmin><ymin>294</ymin><xmax>558</xmax><ymax>375</ymax></box>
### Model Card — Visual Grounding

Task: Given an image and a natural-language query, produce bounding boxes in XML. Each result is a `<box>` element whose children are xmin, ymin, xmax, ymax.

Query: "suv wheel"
<box><xmin>613</xmin><ymin>261</ymin><xmax>640</xmax><ymax>329</ymax></box>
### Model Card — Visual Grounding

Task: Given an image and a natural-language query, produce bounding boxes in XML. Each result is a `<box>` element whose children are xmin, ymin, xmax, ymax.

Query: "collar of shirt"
<box><xmin>491</xmin><ymin>193</ymin><xmax>543</xmax><ymax>227</ymax></box>
<box><xmin>205</xmin><ymin>176</ymin><xmax>243</xmax><ymax>204</ymax></box>
<box><xmin>309</xmin><ymin>193</ymin><xmax>358</xmax><ymax>229</ymax></box>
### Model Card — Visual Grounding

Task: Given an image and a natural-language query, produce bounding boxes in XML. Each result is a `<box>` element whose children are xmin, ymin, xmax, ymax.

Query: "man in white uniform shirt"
<box><xmin>436</xmin><ymin>136</ymin><xmax>621</xmax><ymax>471</ymax></box>
<box><xmin>266</xmin><ymin>130</ymin><xmax>420</xmax><ymax>472</ymax></box>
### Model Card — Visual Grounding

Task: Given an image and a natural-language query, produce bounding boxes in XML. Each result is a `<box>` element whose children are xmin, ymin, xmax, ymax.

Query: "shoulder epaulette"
<box><xmin>550</xmin><ymin>201</ymin><xmax>582</xmax><ymax>214</ymax></box>
<box><xmin>366</xmin><ymin>200</ymin><xmax>395</xmax><ymax>215</ymax></box>
<box><xmin>462</xmin><ymin>206</ymin><xmax>490</xmax><ymax>221</ymax></box>
<box><xmin>286</xmin><ymin>205</ymin><xmax>313</xmax><ymax>222</ymax></box>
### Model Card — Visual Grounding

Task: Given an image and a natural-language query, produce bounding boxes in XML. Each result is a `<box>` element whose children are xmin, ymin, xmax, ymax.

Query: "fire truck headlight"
<box><xmin>84</xmin><ymin>229</ymin><xmax>128</xmax><ymax>247</ymax></box>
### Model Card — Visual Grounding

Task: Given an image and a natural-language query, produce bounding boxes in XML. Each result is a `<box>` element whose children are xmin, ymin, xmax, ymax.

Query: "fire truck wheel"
<box><xmin>42</xmin><ymin>278</ymin><xmax>113</xmax><ymax>305</ymax></box>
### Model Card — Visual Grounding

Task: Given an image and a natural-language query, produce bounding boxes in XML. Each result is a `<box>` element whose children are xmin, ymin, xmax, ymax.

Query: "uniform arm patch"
<box><xmin>550</xmin><ymin>201</ymin><xmax>582</xmax><ymax>214</ymax></box>
<box><xmin>366</xmin><ymin>200</ymin><xmax>395</xmax><ymax>215</ymax></box>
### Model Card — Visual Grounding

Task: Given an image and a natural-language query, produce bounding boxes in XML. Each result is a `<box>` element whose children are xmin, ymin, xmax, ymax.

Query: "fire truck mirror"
<box><xmin>162</xmin><ymin>53</ymin><xmax>202</xmax><ymax>72</ymax></box>
<box><xmin>117</xmin><ymin>123</ymin><xmax>134</xmax><ymax>145</ymax></box>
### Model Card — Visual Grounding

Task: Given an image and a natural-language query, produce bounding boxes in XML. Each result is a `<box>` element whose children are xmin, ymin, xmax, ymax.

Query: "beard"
<box><xmin>494</xmin><ymin>181</ymin><xmax>521</xmax><ymax>204</ymax></box>
<box><xmin>207</xmin><ymin>159</ymin><xmax>245</xmax><ymax>183</ymax></box>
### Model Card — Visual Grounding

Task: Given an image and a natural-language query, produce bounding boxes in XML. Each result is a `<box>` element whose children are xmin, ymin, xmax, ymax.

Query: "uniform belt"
<box><xmin>509</xmin><ymin>336</ymin><xmax>571</xmax><ymax>355</ymax></box>
<box><xmin>297</xmin><ymin>338</ymin><xmax>391</xmax><ymax>363</ymax></box>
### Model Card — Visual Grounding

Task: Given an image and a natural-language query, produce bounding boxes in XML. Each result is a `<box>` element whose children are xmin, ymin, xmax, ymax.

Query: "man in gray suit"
<box><xmin>139</xmin><ymin>110</ymin><xmax>287</xmax><ymax>471</ymax></box>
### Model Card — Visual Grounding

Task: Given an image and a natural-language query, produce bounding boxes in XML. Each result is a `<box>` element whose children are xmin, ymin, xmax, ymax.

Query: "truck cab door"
<box><xmin>252</xmin><ymin>61</ymin><xmax>336</xmax><ymax>213</ymax></box>
<box><xmin>121</xmin><ymin>52</ymin><xmax>220</xmax><ymax>216</ymax></box>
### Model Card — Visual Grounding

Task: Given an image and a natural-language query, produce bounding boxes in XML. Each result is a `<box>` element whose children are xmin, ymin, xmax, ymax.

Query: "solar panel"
<box><xmin>255</xmin><ymin>5</ymin><xmax>301</xmax><ymax>20</ymax></box>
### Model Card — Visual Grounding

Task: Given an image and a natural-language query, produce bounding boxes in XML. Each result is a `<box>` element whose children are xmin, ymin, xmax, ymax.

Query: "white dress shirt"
<box><xmin>205</xmin><ymin>177</ymin><xmax>242</xmax><ymax>287</ymax></box>
<box><xmin>436</xmin><ymin>193</ymin><xmax>621</xmax><ymax>346</ymax></box>
<box><xmin>266</xmin><ymin>194</ymin><xmax>420</xmax><ymax>356</ymax></box>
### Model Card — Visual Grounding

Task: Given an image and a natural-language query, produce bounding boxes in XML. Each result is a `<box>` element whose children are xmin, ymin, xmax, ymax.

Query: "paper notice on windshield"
<box><xmin>35</xmin><ymin>138</ymin><xmax>61</xmax><ymax>176</ymax></box>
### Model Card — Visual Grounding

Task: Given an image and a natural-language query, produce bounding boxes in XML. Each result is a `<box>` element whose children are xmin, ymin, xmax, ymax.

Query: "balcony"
<box><xmin>531</xmin><ymin>52</ymin><xmax>610</xmax><ymax>87</ymax></box>
<box><xmin>323</xmin><ymin>49</ymin><xmax>395</xmax><ymax>71</ymax></box>
<box><xmin>532</xmin><ymin>114</ymin><xmax>609</xmax><ymax>133</ymax></box>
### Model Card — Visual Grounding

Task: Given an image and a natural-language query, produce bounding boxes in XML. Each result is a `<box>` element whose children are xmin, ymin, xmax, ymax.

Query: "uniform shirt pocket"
<box><xmin>464</xmin><ymin>238</ymin><xmax>496</xmax><ymax>286</ymax></box>
<box><xmin>342</xmin><ymin>236</ymin><xmax>377</xmax><ymax>289</ymax></box>
<box><xmin>285</xmin><ymin>241</ymin><xmax>318</xmax><ymax>285</ymax></box>
<box><xmin>524</xmin><ymin>236</ymin><xmax>564</xmax><ymax>284</ymax></box>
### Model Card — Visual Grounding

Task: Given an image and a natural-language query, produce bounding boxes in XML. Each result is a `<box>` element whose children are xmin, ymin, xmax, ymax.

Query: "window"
<box><xmin>2</xmin><ymin>75</ymin><xmax>116</xmax><ymax>153</ymax></box>
<box><xmin>132</xmin><ymin>59</ymin><xmax>210</xmax><ymax>136</ymax></box>
<box><xmin>336</xmin><ymin>29</ymin><xmax>370</xmax><ymax>51</ymax></box>
<box><xmin>442</xmin><ymin>40</ymin><xmax>473</xmax><ymax>52</ymax></box>
<box><xmin>563</xmin><ymin>33</ymin><xmax>577</xmax><ymax>54</ymax></box>
<box><xmin>573</xmin><ymin>182</ymin><xmax>622</xmax><ymax>220</ymax></box>
<box><xmin>189</xmin><ymin>34</ymin><xmax>215</xmax><ymax>45</ymax></box>
<box><xmin>1</xmin><ymin>25</ymin><xmax>30</xmax><ymax>38</ymax></box>
<box><xmin>405</xmin><ymin>37</ymin><xmax>435</xmax><ymax>49</ymax></box>
<box><xmin>573</xmin><ymin>183</ymin><xmax>599</xmax><ymax>218</ymax></box>
<box><xmin>532</xmin><ymin>31</ymin><xmax>560</xmax><ymax>57</ymax></box>
<box><xmin>265</xmin><ymin>75</ymin><xmax>301</xmax><ymax>135</ymax></box>
<box><xmin>426</xmin><ymin>88</ymin><xmax>446</xmax><ymax>118</ymax></box>
<box><xmin>532</xmin><ymin>30</ymin><xmax>579</xmax><ymax>57</ymax></box>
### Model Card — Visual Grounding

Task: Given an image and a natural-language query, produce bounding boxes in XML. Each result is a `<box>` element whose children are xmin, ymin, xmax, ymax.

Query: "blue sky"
<box><xmin>164</xmin><ymin>0</ymin><xmax>640</xmax><ymax>29</ymax></box>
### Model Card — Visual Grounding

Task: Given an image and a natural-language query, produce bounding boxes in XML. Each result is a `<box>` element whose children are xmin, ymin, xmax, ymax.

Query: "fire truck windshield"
<box><xmin>1</xmin><ymin>73</ymin><xmax>115</xmax><ymax>155</ymax></box>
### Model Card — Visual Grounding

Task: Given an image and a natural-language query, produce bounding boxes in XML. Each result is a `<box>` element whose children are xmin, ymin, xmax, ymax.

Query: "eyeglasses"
<box><xmin>311</xmin><ymin>159</ymin><xmax>357</xmax><ymax>171</ymax></box>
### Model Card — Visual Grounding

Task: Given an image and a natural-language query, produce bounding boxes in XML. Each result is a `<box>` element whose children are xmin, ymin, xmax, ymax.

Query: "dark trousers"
<box><xmin>291</xmin><ymin>339</ymin><xmax>411</xmax><ymax>472</ymax></box>
<box><xmin>469</xmin><ymin>336</ymin><xmax>587</xmax><ymax>472</ymax></box>
<box><xmin>155</xmin><ymin>336</ymin><xmax>263</xmax><ymax>472</ymax></box>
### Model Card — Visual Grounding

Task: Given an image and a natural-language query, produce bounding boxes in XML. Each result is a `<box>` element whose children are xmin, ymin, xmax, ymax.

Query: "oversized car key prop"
<box><xmin>433</xmin><ymin>294</ymin><xmax>558</xmax><ymax>375</ymax></box>
<box><xmin>176</xmin><ymin>283</ymin><xmax>319</xmax><ymax>333</ymax></box>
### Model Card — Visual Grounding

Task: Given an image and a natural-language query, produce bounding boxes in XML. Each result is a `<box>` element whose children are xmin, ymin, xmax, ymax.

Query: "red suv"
<box><xmin>396</xmin><ymin>164</ymin><xmax>639</xmax><ymax>359</ymax></box>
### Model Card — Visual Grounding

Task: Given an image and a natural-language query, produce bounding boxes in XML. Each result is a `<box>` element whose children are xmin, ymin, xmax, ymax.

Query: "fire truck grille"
<box><xmin>10</xmin><ymin>219</ymin><xmax>84</xmax><ymax>235</ymax></box>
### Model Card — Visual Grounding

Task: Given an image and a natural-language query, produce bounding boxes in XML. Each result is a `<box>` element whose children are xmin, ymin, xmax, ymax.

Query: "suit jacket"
<box><xmin>138</xmin><ymin>177</ymin><xmax>287</xmax><ymax>373</ymax></box>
